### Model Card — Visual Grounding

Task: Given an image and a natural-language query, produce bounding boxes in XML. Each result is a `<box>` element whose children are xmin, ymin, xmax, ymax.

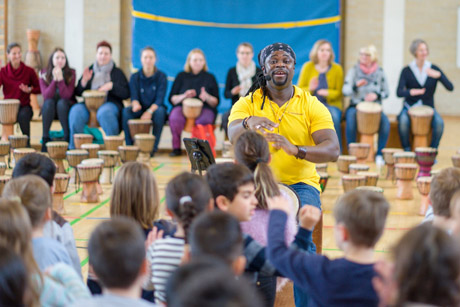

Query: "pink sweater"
<box><xmin>39</xmin><ymin>69</ymin><xmax>76</xmax><ymax>101</ymax></box>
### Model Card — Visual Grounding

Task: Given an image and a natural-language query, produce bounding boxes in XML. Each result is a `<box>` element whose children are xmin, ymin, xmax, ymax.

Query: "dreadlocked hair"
<box><xmin>234</xmin><ymin>131</ymin><xmax>280</xmax><ymax>209</ymax></box>
<box><xmin>165</xmin><ymin>172</ymin><xmax>212</xmax><ymax>242</ymax></box>
<box><xmin>247</xmin><ymin>71</ymin><xmax>270</xmax><ymax>110</ymax></box>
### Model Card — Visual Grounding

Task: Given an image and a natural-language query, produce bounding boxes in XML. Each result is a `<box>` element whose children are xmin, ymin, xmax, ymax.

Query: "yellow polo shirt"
<box><xmin>229</xmin><ymin>85</ymin><xmax>334</xmax><ymax>191</ymax></box>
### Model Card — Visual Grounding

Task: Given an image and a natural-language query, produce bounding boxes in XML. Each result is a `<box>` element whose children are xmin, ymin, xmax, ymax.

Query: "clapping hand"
<box><xmin>298</xmin><ymin>205</ymin><xmax>321</xmax><ymax>231</ymax></box>
<box><xmin>426</xmin><ymin>67</ymin><xmax>441</xmax><ymax>79</ymax></box>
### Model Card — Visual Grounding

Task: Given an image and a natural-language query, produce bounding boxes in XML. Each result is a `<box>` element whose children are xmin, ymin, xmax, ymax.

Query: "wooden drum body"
<box><xmin>356</xmin><ymin>102</ymin><xmax>382</xmax><ymax>161</ymax></box>
<box><xmin>0</xmin><ymin>176</ymin><xmax>10</xmax><ymax>195</ymax></box>
<box><xmin>103</xmin><ymin>135</ymin><xmax>124</xmax><ymax>151</ymax></box>
<box><xmin>97</xmin><ymin>150</ymin><xmax>119</xmax><ymax>184</ymax></box>
<box><xmin>349</xmin><ymin>163</ymin><xmax>370</xmax><ymax>175</ymax></box>
<box><xmin>348</xmin><ymin>143</ymin><xmax>370</xmax><ymax>163</ymax></box>
<box><xmin>82</xmin><ymin>158</ymin><xmax>104</xmax><ymax>195</ymax></box>
<box><xmin>118</xmin><ymin>145</ymin><xmax>139</xmax><ymax>163</ymax></box>
<box><xmin>417</xmin><ymin>176</ymin><xmax>432</xmax><ymax>216</ymax></box>
<box><xmin>356</xmin><ymin>186</ymin><xmax>384</xmax><ymax>193</ymax></box>
<box><xmin>82</xmin><ymin>90</ymin><xmax>106</xmax><ymax>128</ymax></box>
<box><xmin>0</xmin><ymin>162</ymin><xmax>6</xmax><ymax>175</ymax></box>
<box><xmin>315</xmin><ymin>163</ymin><xmax>328</xmax><ymax>174</ymax></box>
<box><xmin>0</xmin><ymin>99</ymin><xmax>20</xmax><ymax>141</ymax></box>
<box><xmin>182</xmin><ymin>98</ymin><xmax>203</xmax><ymax>132</ymax></box>
<box><xmin>0</xmin><ymin>141</ymin><xmax>10</xmax><ymax>165</ymax></box>
<box><xmin>47</xmin><ymin>141</ymin><xmax>69</xmax><ymax>173</ymax></box>
<box><xmin>394</xmin><ymin>151</ymin><xmax>416</xmax><ymax>164</ymax></box>
<box><xmin>74</xmin><ymin>134</ymin><xmax>94</xmax><ymax>149</ymax></box>
<box><xmin>128</xmin><ymin>119</ymin><xmax>152</xmax><ymax>140</ymax></box>
<box><xmin>9</xmin><ymin>135</ymin><xmax>28</xmax><ymax>150</ymax></box>
<box><xmin>357</xmin><ymin>171</ymin><xmax>379</xmax><ymax>186</ymax></box>
<box><xmin>408</xmin><ymin>105</ymin><xmax>434</xmax><ymax>149</ymax></box>
<box><xmin>452</xmin><ymin>154</ymin><xmax>460</xmax><ymax>168</ymax></box>
<box><xmin>13</xmin><ymin>148</ymin><xmax>35</xmax><ymax>166</ymax></box>
<box><xmin>395</xmin><ymin>163</ymin><xmax>418</xmax><ymax>200</ymax></box>
<box><xmin>415</xmin><ymin>147</ymin><xmax>437</xmax><ymax>177</ymax></box>
<box><xmin>134</xmin><ymin>134</ymin><xmax>155</xmax><ymax>163</ymax></box>
<box><xmin>382</xmin><ymin>148</ymin><xmax>403</xmax><ymax>180</ymax></box>
<box><xmin>66</xmin><ymin>149</ymin><xmax>89</xmax><ymax>184</ymax></box>
<box><xmin>342</xmin><ymin>174</ymin><xmax>366</xmax><ymax>192</ymax></box>
<box><xmin>77</xmin><ymin>163</ymin><xmax>101</xmax><ymax>203</ymax></box>
<box><xmin>81</xmin><ymin>143</ymin><xmax>100</xmax><ymax>159</ymax></box>
<box><xmin>53</xmin><ymin>173</ymin><xmax>70</xmax><ymax>214</ymax></box>
<box><xmin>337</xmin><ymin>155</ymin><xmax>357</xmax><ymax>174</ymax></box>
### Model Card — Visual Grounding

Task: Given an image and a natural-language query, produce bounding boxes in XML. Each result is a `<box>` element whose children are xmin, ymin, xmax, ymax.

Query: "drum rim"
<box><xmin>278</xmin><ymin>183</ymin><xmax>301</xmax><ymax>217</ymax></box>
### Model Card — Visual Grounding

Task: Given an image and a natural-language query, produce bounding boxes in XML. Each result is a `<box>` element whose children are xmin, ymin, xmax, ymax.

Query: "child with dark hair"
<box><xmin>11</xmin><ymin>152</ymin><xmax>81</xmax><ymax>277</ymax></box>
<box><xmin>147</xmin><ymin>172</ymin><xmax>213</xmax><ymax>304</ymax></box>
<box><xmin>166</xmin><ymin>257</ymin><xmax>263</xmax><ymax>307</ymax></box>
<box><xmin>69</xmin><ymin>217</ymin><xmax>154</xmax><ymax>306</ymax></box>
<box><xmin>267</xmin><ymin>190</ymin><xmax>390</xmax><ymax>306</ymax></box>
<box><xmin>188</xmin><ymin>211</ymin><xmax>246</xmax><ymax>274</ymax></box>
<box><xmin>373</xmin><ymin>223</ymin><xmax>460</xmax><ymax>306</ymax></box>
<box><xmin>0</xmin><ymin>245</ymin><xmax>27</xmax><ymax>307</ymax></box>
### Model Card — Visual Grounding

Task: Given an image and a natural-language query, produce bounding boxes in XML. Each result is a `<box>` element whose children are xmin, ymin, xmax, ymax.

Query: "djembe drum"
<box><xmin>0</xmin><ymin>99</ymin><xmax>20</xmax><ymax>141</ymax></box>
<box><xmin>337</xmin><ymin>155</ymin><xmax>357</xmax><ymax>174</ymax></box>
<box><xmin>356</xmin><ymin>102</ymin><xmax>382</xmax><ymax>162</ymax></box>
<box><xmin>103</xmin><ymin>135</ymin><xmax>124</xmax><ymax>151</ymax></box>
<box><xmin>382</xmin><ymin>148</ymin><xmax>403</xmax><ymax>180</ymax></box>
<box><xmin>357</xmin><ymin>171</ymin><xmax>379</xmax><ymax>186</ymax></box>
<box><xmin>0</xmin><ymin>176</ymin><xmax>10</xmax><ymax>195</ymax></box>
<box><xmin>13</xmin><ymin>148</ymin><xmax>35</xmax><ymax>166</ymax></box>
<box><xmin>408</xmin><ymin>105</ymin><xmax>434</xmax><ymax>149</ymax></box>
<box><xmin>395</xmin><ymin>163</ymin><xmax>418</xmax><ymax>200</ymax></box>
<box><xmin>128</xmin><ymin>119</ymin><xmax>152</xmax><ymax>140</ymax></box>
<box><xmin>394</xmin><ymin>151</ymin><xmax>416</xmax><ymax>164</ymax></box>
<box><xmin>46</xmin><ymin>141</ymin><xmax>69</xmax><ymax>173</ymax></box>
<box><xmin>318</xmin><ymin>172</ymin><xmax>329</xmax><ymax>193</ymax></box>
<box><xmin>356</xmin><ymin>186</ymin><xmax>384</xmax><ymax>193</ymax></box>
<box><xmin>348</xmin><ymin>143</ymin><xmax>370</xmax><ymax>163</ymax></box>
<box><xmin>182</xmin><ymin>98</ymin><xmax>203</xmax><ymax>132</ymax></box>
<box><xmin>66</xmin><ymin>149</ymin><xmax>89</xmax><ymax>184</ymax></box>
<box><xmin>82</xmin><ymin>90</ymin><xmax>106</xmax><ymax>128</ymax></box>
<box><xmin>74</xmin><ymin>134</ymin><xmax>93</xmax><ymax>149</ymax></box>
<box><xmin>52</xmin><ymin>173</ymin><xmax>70</xmax><ymax>214</ymax></box>
<box><xmin>222</xmin><ymin>141</ymin><xmax>234</xmax><ymax>158</ymax></box>
<box><xmin>417</xmin><ymin>176</ymin><xmax>432</xmax><ymax>216</ymax></box>
<box><xmin>134</xmin><ymin>134</ymin><xmax>155</xmax><ymax>163</ymax></box>
<box><xmin>315</xmin><ymin>163</ymin><xmax>328</xmax><ymax>174</ymax></box>
<box><xmin>349</xmin><ymin>163</ymin><xmax>370</xmax><ymax>175</ymax></box>
<box><xmin>81</xmin><ymin>143</ymin><xmax>100</xmax><ymax>159</ymax></box>
<box><xmin>215</xmin><ymin>158</ymin><xmax>234</xmax><ymax>164</ymax></box>
<box><xmin>82</xmin><ymin>158</ymin><xmax>104</xmax><ymax>195</ymax></box>
<box><xmin>97</xmin><ymin>150</ymin><xmax>119</xmax><ymax>184</ymax></box>
<box><xmin>278</xmin><ymin>184</ymin><xmax>300</xmax><ymax>218</ymax></box>
<box><xmin>0</xmin><ymin>141</ymin><xmax>10</xmax><ymax>165</ymax></box>
<box><xmin>9</xmin><ymin>135</ymin><xmax>28</xmax><ymax>150</ymax></box>
<box><xmin>118</xmin><ymin>145</ymin><xmax>139</xmax><ymax>163</ymax></box>
<box><xmin>0</xmin><ymin>162</ymin><xmax>6</xmax><ymax>175</ymax></box>
<box><xmin>77</xmin><ymin>163</ymin><xmax>101</xmax><ymax>203</ymax></box>
<box><xmin>415</xmin><ymin>147</ymin><xmax>437</xmax><ymax>177</ymax></box>
<box><xmin>342</xmin><ymin>174</ymin><xmax>366</xmax><ymax>192</ymax></box>
<box><xmin>452</xmin><ymin>154</ymin><xmax>460</xmax><ymax>168</ymax></box>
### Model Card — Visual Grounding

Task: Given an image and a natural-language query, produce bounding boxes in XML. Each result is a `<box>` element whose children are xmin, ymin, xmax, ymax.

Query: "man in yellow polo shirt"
<box><xmin>228</xmin><ymin>42</ymin><xmax>340</xmax><ymax>307</ymax></box>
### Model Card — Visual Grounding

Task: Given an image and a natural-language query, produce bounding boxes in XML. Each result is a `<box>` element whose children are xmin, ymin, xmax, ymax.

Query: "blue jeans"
<box><xmin>345</xmin><ymin>106</ymin><xmax>390</xmax><ymax>156</ymax></box>
<box><xmin>397</xmin><ymin>106</ymin><xmax>444</xmax><ymax>151</ymax></box>
<box><xmin>289</xmin><ymin>182</ymin><xmax>320</xmax><ymax>307</ymax></box>
<box><xmin>327</xmin><ymin>105</ymin><xmax>343</xmax><ymax>153</ymax></box>
<box><xmin>69</xmin><ymin>102</ymin><xmax>120</xmax><ymax>149</ymax></box>
<box><xmin>122</xmin><ymin>105</ymin><xmax>167</xmax><ymax>152</ymax></box>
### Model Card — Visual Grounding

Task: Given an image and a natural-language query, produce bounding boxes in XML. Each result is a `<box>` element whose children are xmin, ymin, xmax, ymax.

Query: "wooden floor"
<box><xmin>7</xmin><ymin>115</ymin><xmax>460</xmax><ymax>304</ymax></box>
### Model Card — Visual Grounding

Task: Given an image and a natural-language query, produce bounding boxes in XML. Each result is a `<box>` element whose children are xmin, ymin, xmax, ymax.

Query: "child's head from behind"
<box><xmin>166</xmin><ymin>257</ymin><xmax>262</xmax><ymax>307</ymax></box>
<box><xmin>166</xmin><ymin>172</ymin><xmax>213</xmax><ymax>238</ymax></box>
<box><xmin>88</xmin><ymin>217</ymin><xmax>146</xmax><ymax>290</ymax></box>
<box><xmin>205</xmin><ymin>163</ymin><xmax>257</xmax><ymax>221</ymax></box>
<box><xmin>450</xmin><ymin>190</ymin><xmax>460</xmax><ymax>234</ymax></box>
<box><xmin>0</xmin><ymin>245</ymin><xmax>27</xmax><ymax>306</ymax></box>
<box><xmin>188</xmin><ymin>211</ymin><xmax>245</xmax><ymax>274</ymax></box>
<box><xmin>393</xmin><ymin>223</ymin><xmax>460</xmax><ymax>306</ymax></box>
<box><xmin>234</xmin><ymin>131</ymin><xmax>280</xmax><ymax>209</ymax></box>
<box><xmin>430</xmin><ymin>167</ymin><xmax>460</xmax><ymax>218</ymax></box>
<box><xmin>3</xmin><ymin>175</ymin><xmax>52</xmax><ymax>229</ymax></box>
<box><xmin>110</xmin><ymin>162</ymin><xmax>159</xmax><ymax>230</ymax></box>
<box><xmin>12</xmin><ymin>153</ymin><xmax>56</xmax><ymax>187</ymax></box>
<box><xmin>333</xmin><ymin>190</ymin><xmax>389</xmax><ymax>249</ymax></box>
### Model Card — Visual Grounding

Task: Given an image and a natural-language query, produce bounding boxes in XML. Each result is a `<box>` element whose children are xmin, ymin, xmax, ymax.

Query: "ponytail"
<box><xmin>254</xmin><ymin>162</ymin><xmax>280</xmax><ymax>209</ymax></box>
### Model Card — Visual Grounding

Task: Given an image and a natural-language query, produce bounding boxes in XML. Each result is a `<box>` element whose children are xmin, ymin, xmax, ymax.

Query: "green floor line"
<box><xmin>153</xmin><ymin>163</ymin><xmax>165</xmax><ymax>171</ymax></box>
<box><xmin>70</xmin><ymin>198</ymin><xmax>110</xmax><ymax>226</ymax></box>
<box><xmin>80</xmin><ymin>256</ymin><xmax>89</xmax><ymax>267</ymax></box>
<box><xmin>160</xmin><ymin>196</ymin><xmax>165</xmax><ymax>204</ymax></box>
<box><xmin>63</xmin><ymin>187</ymin><xmax>82</xmax><ymax>200</ymax></box>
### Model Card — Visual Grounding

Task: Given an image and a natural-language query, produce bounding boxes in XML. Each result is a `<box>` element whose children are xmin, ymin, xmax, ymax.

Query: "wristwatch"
<box><xmin>147</xmin><ymin>108</ymin><xmax>154</xmax><ymax>114</ymax></box>
<box><xmin>242</xmin><ymin>116</ymin><xmax>252</xmax><ymax>130</ymax></box>
<box><xmin>295</xmin><ymin>146</ymin><xmax>307</xmax><ymax>160</ymax></box>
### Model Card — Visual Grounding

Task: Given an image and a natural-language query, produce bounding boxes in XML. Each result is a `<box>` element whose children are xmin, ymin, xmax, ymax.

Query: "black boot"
<box><xmin>169</xmin><ymin>149</ymin><xmax>182</xmax><ymax>157</ymax></box>
<box><xmin>41</xmin><ymin>137</ymin><xmax>51</xmax><ymax>152</ymax></box>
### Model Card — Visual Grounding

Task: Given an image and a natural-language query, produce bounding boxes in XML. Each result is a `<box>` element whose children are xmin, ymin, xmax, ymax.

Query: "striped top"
<box><xmin>147</xmin><ymin>237</ymin><xmax>185</xmax><ymax>304</ymax></box>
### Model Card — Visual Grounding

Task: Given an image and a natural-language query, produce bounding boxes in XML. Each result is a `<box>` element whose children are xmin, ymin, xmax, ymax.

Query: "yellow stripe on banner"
<box><xmin>132</xmin><ymin>10</ymin><xmax>341</xmax><ymax>29</ymax></box>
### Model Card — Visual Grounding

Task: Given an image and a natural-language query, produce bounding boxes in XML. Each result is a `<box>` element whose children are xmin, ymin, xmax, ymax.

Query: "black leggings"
<box><xmin>17</xmin><ymin>105</ymin><xmax>33</xmax><ymax>146</ymax></box>
<box><xmin>42</xmin><ymin>98</ymin><xmax>72</xmax><ymax>142</ymax></box>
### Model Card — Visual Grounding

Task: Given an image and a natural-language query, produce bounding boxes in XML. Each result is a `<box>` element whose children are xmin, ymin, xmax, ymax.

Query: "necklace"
<box><xmin>269</xmin><ymin>87</ymin><xmax>294</xmax><ymax>132</ymax></box>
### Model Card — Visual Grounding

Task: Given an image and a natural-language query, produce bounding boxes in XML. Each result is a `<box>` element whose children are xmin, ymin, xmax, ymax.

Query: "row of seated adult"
<box><xmin>0</xmin><ymin>39</ymin><xmax>453</xmax><ymax>157</ymax></box>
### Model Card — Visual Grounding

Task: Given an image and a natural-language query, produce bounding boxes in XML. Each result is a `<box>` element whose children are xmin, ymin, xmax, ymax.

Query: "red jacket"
<box><xmin>0</xmin><ymin>62</ymin><xmax>40</xmax><ymax>106</ymax></box>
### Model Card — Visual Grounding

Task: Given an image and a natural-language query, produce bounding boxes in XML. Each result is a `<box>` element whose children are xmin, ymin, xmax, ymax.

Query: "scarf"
<box><xmin>236</xmin><ymin>61</ymin><xmax>256</xmax><ymax>97</ymax></box>
<box><xmin>91</xmin><ymin>59</ymin><xmax>114</xmax><ymax>90</ymax></box>
<box><xmin>355</xmin><ymin>62</ymin><xmax>380</xmax><ymax>84</ymax></box>
<box><xmin>359</xmin><ymin>61</ymin><xmax>378</xmax><ymax>75</ymax></box>
<box><xmin>6</xmin><ymin>62</ymin><xmax>27</xmax><ymax>80</ymax></box>
<box><xmin>409</xmin><ymin>59</ymin><xmax>431</xmax><ymax>86</ymax></box>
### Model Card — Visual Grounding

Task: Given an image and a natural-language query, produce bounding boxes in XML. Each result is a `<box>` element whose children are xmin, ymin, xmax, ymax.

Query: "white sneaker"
<box><xmin>375</xmin><ymin>155</ymin><xmax>384</xmax><ymax>167</ymax></box>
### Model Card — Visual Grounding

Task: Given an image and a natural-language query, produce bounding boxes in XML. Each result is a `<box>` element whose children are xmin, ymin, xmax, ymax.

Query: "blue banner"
<box><xmin>132</xmin><ymin>0</ymin><xmax>342</xmax><ymax>113</ymax></box>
